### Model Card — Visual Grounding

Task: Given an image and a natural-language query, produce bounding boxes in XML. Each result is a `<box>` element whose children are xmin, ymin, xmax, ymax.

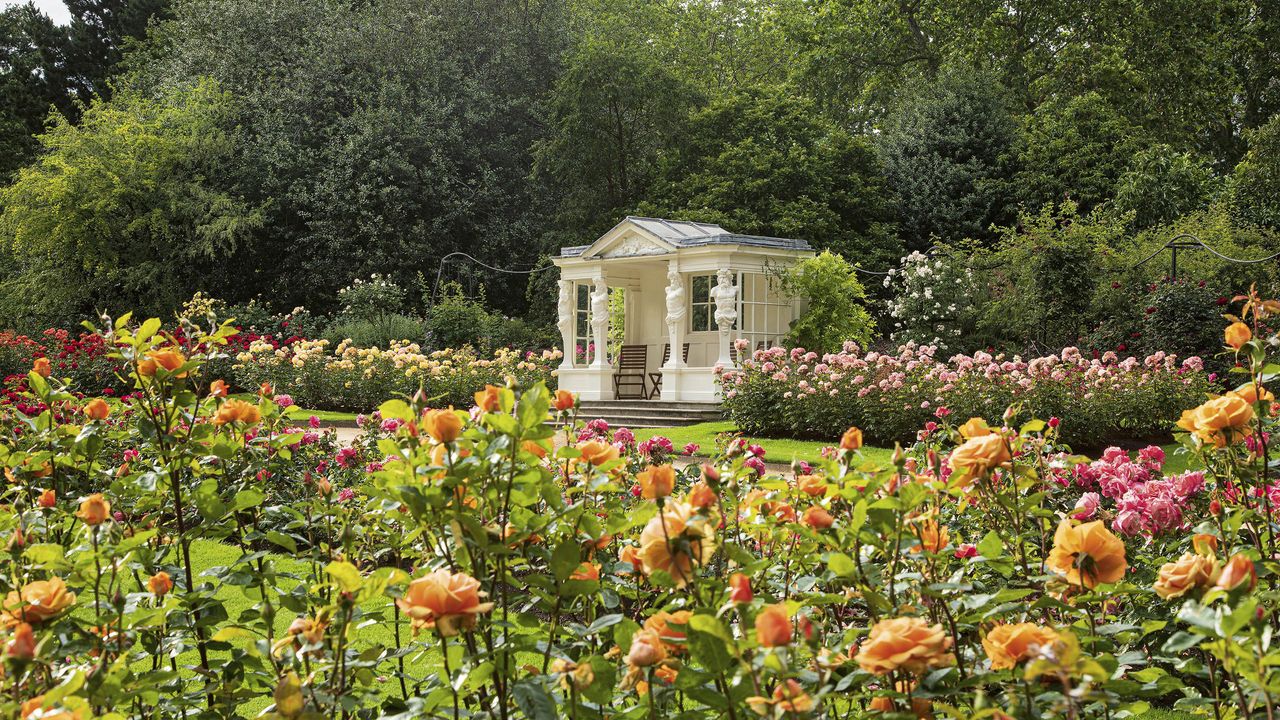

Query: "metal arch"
<box><xmin>430</xmin><ymin>251</ymin><xmax>557</xmax><ymax>306</ymax></box>
<box><xmin>1127</xmin><ymin>233</ymin><xmax>1280</xmax><ymax>281</ymax></box>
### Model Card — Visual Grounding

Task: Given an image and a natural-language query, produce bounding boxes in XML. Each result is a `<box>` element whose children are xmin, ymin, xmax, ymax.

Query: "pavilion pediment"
<box><xmin>597</xmin><ymin>233</ymin><xmax>672</xmax><ymax>258</ymax></box>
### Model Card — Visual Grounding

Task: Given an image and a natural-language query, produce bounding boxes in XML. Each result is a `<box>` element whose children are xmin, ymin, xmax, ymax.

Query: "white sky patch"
<box><xmin>1</xmin><ymin>0</ymin><xmax>71</xmax><ymax>25</ymax></box>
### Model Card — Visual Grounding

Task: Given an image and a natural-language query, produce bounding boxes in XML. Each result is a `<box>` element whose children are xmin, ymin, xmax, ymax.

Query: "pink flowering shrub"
<box><xmin>720</xmin><ymin>340</ymin><xmax>1211</xmax><ymax>447</ymax></box>
<box><xmin>1054</xmin><ymin>445</ymin><xmax>1208</xmax><ymax>537</ymax></box>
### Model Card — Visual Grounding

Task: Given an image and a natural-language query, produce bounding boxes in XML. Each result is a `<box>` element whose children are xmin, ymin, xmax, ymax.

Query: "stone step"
<box><xmin>576</xmin><ymin>410</ymin><xmax>724</xmax><ymax>429</ymax></box>
<box><xmin>579</xmin><ymin>400</ymin><xmax>723</xmax><ymax>412</ymax></box>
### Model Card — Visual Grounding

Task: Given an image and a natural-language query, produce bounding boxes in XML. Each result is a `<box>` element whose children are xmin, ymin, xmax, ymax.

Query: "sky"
<box><xmin>1</xmin><ymin>0</ymin><xmax>71</xmax><ymax>25</ymax></box>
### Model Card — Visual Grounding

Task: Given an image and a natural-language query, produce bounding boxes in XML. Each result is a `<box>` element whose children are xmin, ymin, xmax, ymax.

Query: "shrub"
<box><xmin>779</xmin><ymin>251</ymin><xmax>873</xmax><ymax>354</ymax></box>
<box><xmin>324</xmin><ymin>313</ymin><xmax>428</xmax><ymax>349</ymax></box>
<box><xmin>335</xmin><ymin>274</ymin><xmax>407</xmax><ymax>323</ymax></box>
<box><xmin>720</xmin><ymin>342</ymin><xmax>1210</xmax><ymax>448</ymax></box>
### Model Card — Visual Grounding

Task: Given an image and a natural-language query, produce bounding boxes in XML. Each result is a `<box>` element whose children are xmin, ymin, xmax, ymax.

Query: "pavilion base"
<box><xmin>554</xmin><ymin>367</ymin><xmax>615</xmax><ymax>401</ymax></box>
<box><xmin>658</xmin><ymin>366</ymin><xmax>721</xmax><ymax>402</ymax></box>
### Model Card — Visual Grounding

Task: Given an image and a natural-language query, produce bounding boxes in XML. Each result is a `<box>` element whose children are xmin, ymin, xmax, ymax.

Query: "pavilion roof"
<box><xmin>559</xmin><ymin>216</ymin><xmax>812</xmax><ymax>257</ymax></box>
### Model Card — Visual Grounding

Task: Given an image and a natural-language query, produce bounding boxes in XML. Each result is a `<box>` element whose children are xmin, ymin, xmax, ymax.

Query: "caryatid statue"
<box><xmin>711</xmin><ymin>269</ymin><xmax>739</xmax><ymax>366</ymax></box>
<box><xmin>663</xmin><ymin>266</ymin><xmax>686</xmax><ymax>368</ymax></box>
<box><xmin>589</xmin><ymin>277</ymin><xmax>610</xmax><ymax>367</ymax></box>
<box><xmin>556</xmin><ymin>279</ymin><xmax>574</xmax><ymax>369</ymax></box>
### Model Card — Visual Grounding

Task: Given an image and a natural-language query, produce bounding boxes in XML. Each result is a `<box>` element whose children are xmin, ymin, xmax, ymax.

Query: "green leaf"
<box><xmin>551</xmin><ymin>538</ymin><xmax>581</xmax><ymax>582</ymax></box>
<box><xmin>325</xmin><ymin>561</ymin><xmax>364</xmax><ymax>592</ymax></box>
<box><xmin>378</xmin><ymin>399</ymin><xmax>412</xmax><ymax>422</ymax></box>
<box><xmin>827</xmin><ymin>552</ymin><xmax>856</xmax><ymax>577</ymax></box>
<box><xmin>977</xmin><ymin>530</ymin><xmax>1003</xmax><ymax>559</ymax></box>
<box><xmin>512</xmin><ymin>679</ymin><xmax>557</xmax><ymax>720</ymax></box>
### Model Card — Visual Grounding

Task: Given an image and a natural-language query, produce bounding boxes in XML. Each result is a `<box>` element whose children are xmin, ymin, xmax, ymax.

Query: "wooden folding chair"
<box><xmin>612</xmin><ymin>344</ymin><xmax>650</xmax><ymax>399</ymax></box>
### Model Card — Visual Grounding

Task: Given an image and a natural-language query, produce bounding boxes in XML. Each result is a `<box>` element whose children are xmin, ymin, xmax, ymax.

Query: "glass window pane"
<box><xmin>692</xmin><ymin>305</ymin><xmax>708</xmax><ymax>332</ymax></box>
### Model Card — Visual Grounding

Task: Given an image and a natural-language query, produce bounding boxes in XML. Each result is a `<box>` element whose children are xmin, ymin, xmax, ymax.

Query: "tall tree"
<box><xmin>875</xmin><ymin>66</ymin><xmax>1020</xmax><ymax>250</ymax></box>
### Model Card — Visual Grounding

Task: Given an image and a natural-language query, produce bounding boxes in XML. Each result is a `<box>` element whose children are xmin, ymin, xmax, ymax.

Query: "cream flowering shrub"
<box><xmin>233</xmin><ymin>337</ymin><xmax>560</xmax><ymax>410</ymax></box>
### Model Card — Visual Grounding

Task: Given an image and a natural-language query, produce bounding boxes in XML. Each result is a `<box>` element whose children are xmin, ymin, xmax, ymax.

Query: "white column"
<box><xmin>712</xmin><ymin>267</ymin><xmax>738</xmax><ymax>368</ymax></box>
<box><xmin>556</xmin><ymin>279</ymin><xmax>575</xmax><ymax>370</ymax></box>
<box><xmin>588</xmin><ymin>274</ymin><xmax>611</xmax><ymax>369</ymax></box>
<box><xmin>663</xmin><ymin>261</ymin><xmax>686</xmax><ymax>369</ymax></box>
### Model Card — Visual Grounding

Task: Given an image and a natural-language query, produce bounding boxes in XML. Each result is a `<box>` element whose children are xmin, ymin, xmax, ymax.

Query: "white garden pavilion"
<box><xmin>553</xmin><ymin>216</ymin><xmax>812</xmax><ymax>402</ymax></box>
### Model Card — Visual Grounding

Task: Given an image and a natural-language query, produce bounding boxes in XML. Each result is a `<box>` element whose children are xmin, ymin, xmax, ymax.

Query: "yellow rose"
<box><xmin>1225</xmin><ymin>321</ymin><xmax>1252</xmax><ymax>350</ymax></box>
<box><xmin>638</xmin><ymin>501</ymin><xmax>716</xmax><ymax>588</ymax></box>
<box><xmin>957</xmin><ymin>417</ymin><xmax>992</xmax><ymax>439</ymax></box>
<box><xmin>1046</xmin><ymin>519</ymin><xmax>1127</xmax><ymax>588</ymax></box>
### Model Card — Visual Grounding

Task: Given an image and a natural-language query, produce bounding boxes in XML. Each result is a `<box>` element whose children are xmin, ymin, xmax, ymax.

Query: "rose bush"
<box><xmin>2</xmin><ymin>305</ymin><xmax>1280</xmax><ymax>719</ymax></box>
<box><xmin>720</xmin><ymin>339</ymin><xmax>1211</xmax><ymax>448</ymax></box>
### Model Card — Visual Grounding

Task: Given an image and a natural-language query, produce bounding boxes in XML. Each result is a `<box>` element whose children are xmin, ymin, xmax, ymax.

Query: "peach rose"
<box><xmin>396</xmin><ymin>569</ymin><xmax>494</xmax><ymax>636</ymax></box>
<box><xmin>618</xmin><ymin>544</ymin><xmax>643</xmax><ymax>574</ymax></box>
<box><xmin>423</xmin><ymin>408</ymin><xmax>464</xmax><ymax>444</ymax></box>
<box><xmin>840</xmin><ymin>426</ymin><xmax>863</xmax><ymax>450</ymax></box>
<box><xmin>1154</xmin><ymin>552</ymin><xmax>1219</xmax><ymax>600</ymax></box>
<box><xmin>473</xmin><ymin>384</ymin><xmax>502</xmax><ymax>412</ymax></box>
<box><xmin>957</xmin><ymin>417</ymin><xmax>992</xmax><ymax>439</ymax></box>
<box><xmin>1225</xmin><ymin>321</ymin><xmax>1252</xmax><ymax>350</ymax></box>
<box><xmin>214</xmin><ymin>398</ymin><xmax>261</xmax><ymax>427</ymax></box>
<box><xmin>686</xmin><ymin>481</ymin><xmax>716</xmax><ymax>508</ymax></box>
<box><xmin>148</xmin><ymin>571</ymin><xmax>174</xmax><ymax>597</ymax></box>
<box><xmin>911</xmin><ymin>519</ymin><xmax>950</xmax><ymax>554</ymax></box>
<box><xmin>626</xmin><ymin>628</ymin><xmax>667</xmax><ymax>667</ymax></box>
<box><xmin>1231</xmin><ymin>383</ymin><xmax>1274</xmax><ymax>406</ymax></box>
<box><xmin>982</xmin><ymin>623</ymin><xmax>1059</xmax><ymax>669</ymax></box>
<box><xmin>82</xmin><ymin>398</ymin><xmax>110</xmax><ymax>421</ymax></box>
<box><xmin>2</xmin><ymin>577</ymin><xmax>76</xmax><ymax>627</ymax></box>
<box><xmin>578</xmin><ymin>440</ymin><xmax>619</xmax><ymax>467</ymax></box>
<box><xmin>755</xmin><ymin>603</ymin><xmax>793</xmax><ymax>647</ymax></box>
<box><xmin>638</xmin><ymin>464</ymin><xmax>676</xmax><ymax>499</ymax></box>
<box><xmin>1046</xmin><ymin>519</ymin><xmax>1127</xmax><ymax>588</ymax></box>
<box><xmin>77</xmin><ymin>494</ymin><xmax>110</xmax><ymax>526</ymax></box>
<box><xmin>855</xmin><ymin>616</ymin><xmax>954</xmax><ymax>675</ymax></box>
<box><xmin>1216</xmin><ymin>553</ymin><xmax>1257</xmax><ymax>592</ymax></box>
<box><xmin>138</xmin><ymin>348</ymin><xmax>187</xmax><ymax>377</ymax></box>
<box><xmin>1178</xmin><ymin>395</ymin><xmax>1255</xmax><ymax>447</ymax></box>
<box><xmin>947</xmin><ymin>433</ymin><xmax>1011</xmax><ymax>481</ymax></box>
<box><xmin>553</xmin><ymin>389</ymin><xmax>576</xmax><ymax>412</ymax></box>
<box><xmin>802</xmin><ymin>505</ymin><xmax>835</xmax><ymax>529</ymax></box>
<box><xmin>795</xmin><ymin>474</ymin><xmax>827</xmax><ymax>497</ymax></box>
<box><xmin>31</xmin><ymin>358</ymin><xmax>51</xmax><ymax>378</ymax></box>
<box><xmin>570</xmin><ymin>562</ymin><xmax>600</xmax><ymax>581</ymax></box>
<box><xmin>37</xmin><ymin>489</ymin><xmax>55</xmax><ymax>509</ymax></box>
<box><xmin>638</xmin><ymin>501</ymin><xmax>716</xmax><ymax>587</ymax></box>
<box><xmin>6</xmin><ymin>622</ymin><xmax>36</xmax><ymax>660</ymax></box>
<box><xmin>728</xmin><ymin>573</ymin><xmax>753</xmax><ymax>603</ymax></box>
<box><xmin>209</xmin><ymin>379</ymin><xmax>229</xmax><ymax>398</ymax></box>
<box><xmin>644</xmin><ymin>610</ymin><xmax>691</xmax><ymax>653</ymax></box>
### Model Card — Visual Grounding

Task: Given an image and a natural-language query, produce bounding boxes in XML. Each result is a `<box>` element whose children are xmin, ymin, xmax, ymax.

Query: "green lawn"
<box><xmin>635</xmin><ymin>421</ymin><xmax>1201</xmax><ymax>474</ymax></box>
<box><xmin>295</xmin><ymin>407</ymin><xmax>359</xmax><ymax>423</ymax></box>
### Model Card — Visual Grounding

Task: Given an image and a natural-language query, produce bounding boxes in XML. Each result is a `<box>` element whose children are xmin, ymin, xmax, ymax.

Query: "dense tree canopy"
<box><xmin>0</xmin><ymin>0</ymin><xmax>1278</xmax><ymax>331</ymax></box>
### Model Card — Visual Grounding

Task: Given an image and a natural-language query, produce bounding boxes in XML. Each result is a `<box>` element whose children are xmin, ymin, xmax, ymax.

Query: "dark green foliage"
<box><xmin>779</xmin><ymin>252</ymin><xmax>873</xmax><ymax>354</ymax></box>
<box><xmin>1113</xmin><ymin>146</ymin><xmax>1218</xmax><ymax>231</ymax></box>
<box><xmin>324</xmin><ymin>314</ymin><xmax>429</xmax><ymax>349</ymax></box>
<box><xmin>1232</xmin><ymin>116</ymin><xmax>1280</xmax><ymax>229</ymax></box>
<box><xmin>643</xmin><ymin>89</ymin><xmax>899</xmax><ymax>266</ymax></box>
<box><xmin>874</xmin><ymin>67</ymin><xmax>1019</xmax><ymax>250</ymax></box>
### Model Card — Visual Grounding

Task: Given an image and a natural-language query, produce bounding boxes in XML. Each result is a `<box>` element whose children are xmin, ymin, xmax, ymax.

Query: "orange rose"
<box><xmin>570</xmin><ymin>562</ymin><xmax>600</xmax><ymax>581</ymax></box>
<box><xmin>214</xmin><ymin>398</ymin><xmax>261</xmax><ymax>427</ymax></box>
<box><xmin>795</xmin><ymin>474</ymin><xmax>827</xmax><ymax>497</ymax></box>
<box><xmin>868</xmin><ymin>680</ymin><xmax>933</xmax><ymax>718</ymax></box>
<box><xmin>522</xmin><ymin>440</ymin><xmax>547</xmax><ymax>459</ymax></box>
<box><xmin>840</xmin><ymin>426</ymin><xmax>863</xmax><ymax>450</ymax></box>
<box><xmin>638</xmin><ymin>464</ymin><xmax>676</xmax><ymax>499</ymax></box>
<box><xmin>626</xmin><ymin>628</ymin><xmax>667</xmax><ymax>667</ymax></box>
<box><xmin>1046</xmin><ymin>519</ymin><xmax>1127</xmax><ymax>589</ymax></box>
<box><xmin>729</xmin><ymin>572</ymin><xmax>753</xmax><ymax>603</ymax></box>
<box><xmin>396</xmin><ymin>569</ymin><xmax>494</xmax><ymax>636</ymax></box>
<box><xmin>957</xmin><ymin>417</ymin><xmax>992</xmax><ymax>439</ymax></box>
<box><xmin>553</xmin><ymin>389</ymin><xmax>576</xmax><ymax>412</ymax></box>
<box><xmin>654</xmin><ymin>665</ymin><xmax>678</xmax><ymax>684</ymax></box>
<box><xmin>578</xmin><ymin>440</ymin><xmax>619</xmax><ymax>467</ymax></box>
<box><xmin>423</xmin><ymin>408</ymin><xmax>464</xmax><ymax>444</ymax></box>
<box><xmin>1154</xmin><ymin>552</ymin><xmax>1219</xmax><ymax>600</ymax></box>
<box><xmin>474</xmin><ymin>384</ymin><xmax>502</xmax><ymax>412</ymax></box>
<box><xmin>686</xmin><ymin>481</ymin><xmax>716</xmax><ymax>508</ymax></box>
<box><xmin>148</xmin><ymin>571</ymin><xmax>174</xmax><ymax>597</ymax></box>
<box><xmin>801</xmin><ymin>505</ymin><xmax>835</xmax><ymax>529</ymax></box>
<box><xmin>138</xmin><ymin>348</ymin><xmax>187</xmax><ymax>377</ymax></box>
<box><xmin>1177</xmin><ymin>395</ymin><xmax>1255</xmax><ymax>447</ymax></box>
<box><xmin>259</xmin><ymin>382</ymin><xmax>273</xmax><ymax>396</ymax></box>
<box><xmin>1232</xmin><ymin>383</ymin><xmax>1274</xmax><ymax>406</ymax></box>
<box><xmin>82</xmin><ymin>398</ymin><xmax>110</xmax><ymax>421</ymax></box>
<box><xmin>6</xmin><ymin>621</ymin><xmax>36</xmax><ymax>660</ymax></box>
<box><xmin>209</xmin><ymin>379</ymin><xmax>229</xmax><ymax>398</ymax></box>
<box><xmin>2</xmin><ymin>577</ymin><xmax>76</xmax><ymax>627</ymax></box>
<box><xmin>947</xmin><ymin>434</ymin><xmax>1011</xmax><ymax>482</ymax></box>
<box><xmin>1192</xmin><ymin>533</ymin><xmax>1219</xmax><ymax>557</ymax></box>
<box><xmin>638</xmin><ymin>501</ymin><xmax>716</xmax><ymax>587</ymax></box>
<box><xmin>1225</xmin><ymin>321</ymin><xmax>1252</xmax><ymax>350</ymax></box>
<box><xmin>856</xmin><ymin>616</ymin><xmax>954</xmax><ymax>675</ymax></box>
<box><xmin>911</xmin><ymin>519</ymin><xmax>950</xmax><ymax>554</ymax></box>
<box><xmin>755</xmin><ymin>603</ymin><xmax>793</xmax><ymax>647</ymax></box>
<box><xmin>982</xmin><ymin>623</ymin><xmax>1059</xmax><ymax>669</ymax></box>
<box><xmin>77</xmin><ymin>494</ymin><xmax>110</xmax><ymax>526</ymax></box>
<box><xmin>31</xmin><ymin>357</ymin><xmax>51</xmax><ymax>377</ymax></box>
<box><xmin>1216</xmin><ymin>553</ymin><xmax>1257</xmax><ymax>592</ymax></box>
<box><xmin>644</xmin><ymin>610</ymin><xmax>691</xmax><ymax>653</ymax></box>
<box><xmin>37</xmin><ymin>489</ymin><xmax>55</xmax><ymax>509</ymax></box>
<box><xmin>20</xmin><ymin>695</ymin><xmax>89</xmax><ymax>720</ymax></box>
